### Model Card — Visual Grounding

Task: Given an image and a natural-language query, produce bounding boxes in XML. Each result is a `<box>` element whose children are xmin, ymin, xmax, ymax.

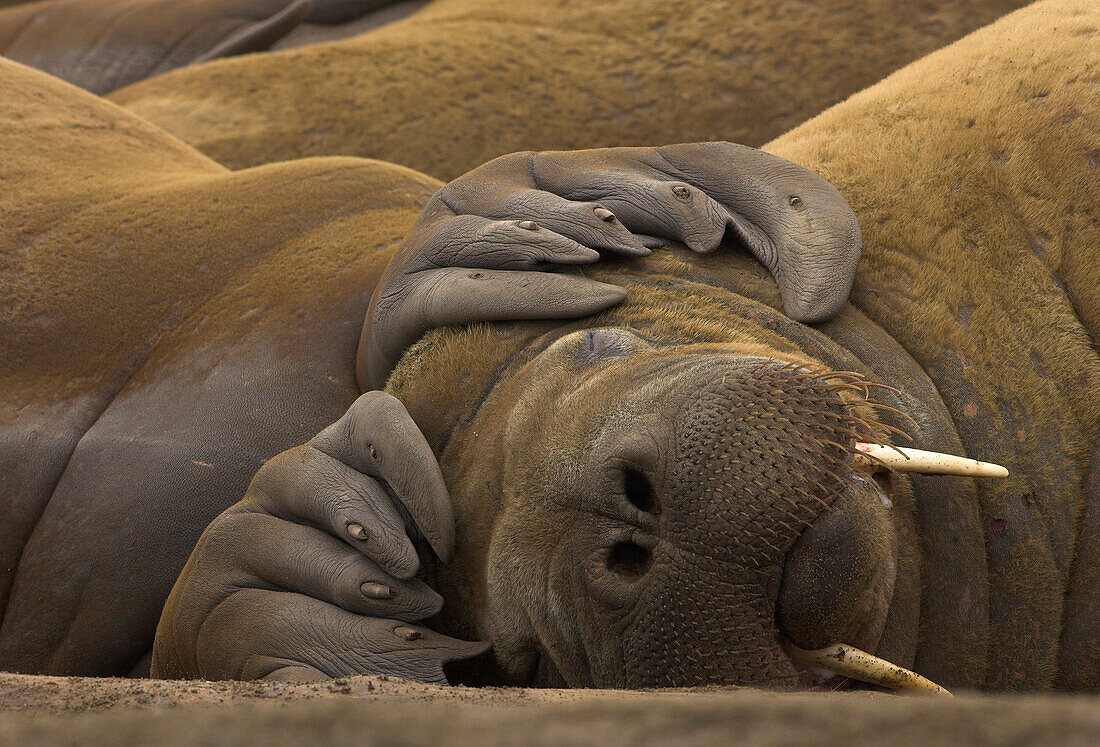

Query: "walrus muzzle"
<box><xmin>612</xmin><ymin>360</ymin><xmax>872</xmax><ymax>688</ymax></box>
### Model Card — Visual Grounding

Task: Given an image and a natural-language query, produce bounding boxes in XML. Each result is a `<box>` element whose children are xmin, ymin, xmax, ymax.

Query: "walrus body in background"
<box><xmin>0</xmin><ymin>0</ymin><xmax>313</xmax><ymax>94</ymax></box>
<box><xmin>107</xmin><ymin>0</ymin><xmax>1032</xmax><ymax>179</ymax></box>
<box><xmin>0</xmin><ymin>0</ymin><xmax>410</xmax><ymax>94</ymax></box>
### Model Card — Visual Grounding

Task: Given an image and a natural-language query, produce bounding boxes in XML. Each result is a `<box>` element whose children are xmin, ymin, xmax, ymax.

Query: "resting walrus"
<box><xmin>0</xmin><ymin>56</ymin><xmax>856</xmax><ymax>677</ymax></box>
<box><xmin>3</xmin><ymin>0</ymin><xmax>1097</xmax><ymax>692</ymax></box>
<box><xmin>151</xmin><ymin>0</ymin><xmax>1098</xmax><ymax>692</ymax></box>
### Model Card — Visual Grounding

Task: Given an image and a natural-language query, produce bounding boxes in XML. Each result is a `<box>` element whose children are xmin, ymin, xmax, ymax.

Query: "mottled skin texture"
<box><xmin>108</xmin><ymin>0</ymin><xmax>1032</xmax><ymax>179</ymax></box>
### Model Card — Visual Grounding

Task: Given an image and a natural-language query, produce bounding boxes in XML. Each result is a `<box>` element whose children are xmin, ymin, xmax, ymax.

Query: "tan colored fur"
<box><xmin>108</xmin><ymin>0</ymin><xmax>1029</xmax><ymax>180</ymax></box>
<box><xmin>0</xmin><ymin>60</ymin><xmax>438</xmax><ymax>669</ymax></box>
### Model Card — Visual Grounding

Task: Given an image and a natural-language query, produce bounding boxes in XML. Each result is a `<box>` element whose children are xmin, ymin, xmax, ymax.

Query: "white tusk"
<box><xmin>855</xmin><ymin>443</ymin><xmax>1008</xmax><ymax>478</ymax></box>
<box><xmin>787</xmin><ymin>642</ymin><xmax>952</xmax><ymax>696</ymax></box>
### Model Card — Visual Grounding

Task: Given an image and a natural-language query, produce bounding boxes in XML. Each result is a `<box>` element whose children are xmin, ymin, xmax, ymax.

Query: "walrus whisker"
<box><xmin>857</xmin><ymin>381</ymin><xmax>905</xmax><ymax>397</ymax></box>
<box><xmin>847</xmin><ymin>446</ymin><xmax>899</xmax><ymax>475</ymax></box>
<box><xmin>860</xmin><ymin>402</ymin><xmax>920</xmax><ymax>436</ymax></box>
<box><xmin>786</xmin><ymin>642</ymin><xmax>952</xmax><ymax>696</ymax></box>
<box><xmin>787</xmin><ymin>483</ymin><xmax>837</xmax><ymax>514</ymax></box>
<box><xmin>773</xmin><ymin>369</ymin><xmax>921</xmax><ymax>440</ymax></box>
<box><xmin>863</xmin><ymin>417</ymin><xmax>916</xmax><ymax>445</ymax></box>
<box><xmin>854</xmin><ymin>443</ymin><xmax>1009</xmax><ymax>478</ymax></box>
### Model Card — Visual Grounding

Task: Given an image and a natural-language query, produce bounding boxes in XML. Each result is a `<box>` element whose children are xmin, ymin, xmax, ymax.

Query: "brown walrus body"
<box><xmin>0</xmin><ymin>58</ymin><xmax>441</xmax><ymax>674</ymax></box>
<box><xmin>1</xmin><ymin>0</ymin><xmax>1097</xmax><ymax>691</ymax></box>
<box><xmin>380</xmin><ymin>0</ymin><xmax>1099</xmax><ymax>691</ymax></box>
<box><xmin>108</xmin><ymin>0</ymin><xmax>1032</xmax><ymax>179</ymax></box>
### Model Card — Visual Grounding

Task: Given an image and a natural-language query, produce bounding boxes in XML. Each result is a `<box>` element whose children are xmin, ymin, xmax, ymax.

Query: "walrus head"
<box><xmin>393</xmin><ymin>249</ymin><xmax>993</xmax><ymax>694</ymax></box>
<box><xmin>446</xmin><ymin>327</ymin><xmax>903</xmax><ymax>689</ymax></box>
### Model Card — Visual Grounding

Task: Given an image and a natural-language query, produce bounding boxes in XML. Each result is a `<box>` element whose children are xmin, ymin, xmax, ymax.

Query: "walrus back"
<box><xmin>0</xmin><ymin>57</ymin><xmax>438</xmax><ymax>674</ymax></box>
<box><xmin>107</xmin><ymin>0</ymin><xmax>1033</xmax><ymax>179</ymax></box>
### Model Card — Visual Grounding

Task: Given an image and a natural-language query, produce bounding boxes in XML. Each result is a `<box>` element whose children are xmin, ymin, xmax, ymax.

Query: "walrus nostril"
<box><xmin>623</xmin><ymin>468</ymin><xmax>658</xmax><ymax>514</ymax></box>
<box><xmin>607</xmin><ymin>541</ymin><xmax>652</xmax><ymax>578</ymax></box>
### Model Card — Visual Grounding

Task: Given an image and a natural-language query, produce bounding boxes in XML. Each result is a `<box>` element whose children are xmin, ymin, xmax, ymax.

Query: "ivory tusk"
<box><xmin>855</xmin><ymin>443</ymin><xmax>1008</xmax><ymax>478</ymax></box>
<box><xmin>787</xmin><ymin>642</ymin><xmax>952</xmax><ymax>696</ymax></box>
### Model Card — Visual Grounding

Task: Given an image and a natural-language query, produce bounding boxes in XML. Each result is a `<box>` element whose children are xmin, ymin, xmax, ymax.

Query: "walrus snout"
<box><xmin>606</xmin><ymin>358</ymin><xmax>887</xmax><ymax>688</ymax></box>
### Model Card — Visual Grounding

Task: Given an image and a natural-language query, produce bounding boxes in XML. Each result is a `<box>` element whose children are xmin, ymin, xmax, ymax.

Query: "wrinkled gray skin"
<box><xmin>0</xmin><ymin>0</ymin><xmax>402</xmax><ymax>94</ymax></box>
<box><xmin>154</xmin><ymin>143</ymin><xmax>862</xmax><ymax>682</ymax></box>
<box><xmin>151</xmin><ymin>390</ymin><xmax>490</xmax><ymax>682</ymax></box>
<box><xmin>360</xmin><ymin>142</ymin><xmax>862</xmax><ymax>389</ymax></box>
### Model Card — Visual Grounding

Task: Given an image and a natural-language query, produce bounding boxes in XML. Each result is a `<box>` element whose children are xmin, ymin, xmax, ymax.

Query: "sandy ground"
<box><xmin>2</xmin><ymin>673</ymin><xmax>1100</xmax><ymax>745</ymax></box>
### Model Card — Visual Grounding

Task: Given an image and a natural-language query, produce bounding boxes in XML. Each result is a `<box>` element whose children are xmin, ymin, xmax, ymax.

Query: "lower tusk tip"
<box><xmin>787</xmin><ymin>642</ymin><xmax>953</xmax><ymax>697</ymax></box>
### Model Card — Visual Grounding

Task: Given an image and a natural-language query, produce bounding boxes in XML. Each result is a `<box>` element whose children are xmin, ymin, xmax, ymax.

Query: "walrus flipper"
<box><xmin>152</xmin><ymin>392</ymin><xmax>489</xmax><ymax>682</ymax></box>
<box><xmin>359</xmin><ymin>144</ymin><xmax>862</xmax><ymax>389</ymax></box>
<box><xmin>0</xmin><ymin>0</ymin><xmax>313</xmax><ymax>94</ymax></box>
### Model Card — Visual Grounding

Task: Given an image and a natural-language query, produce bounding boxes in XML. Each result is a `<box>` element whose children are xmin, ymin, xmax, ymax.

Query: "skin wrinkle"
<box><xmin>2</xmin><ymin>167</ymin><xmax>269</xmax><ymax>632</ymax></box>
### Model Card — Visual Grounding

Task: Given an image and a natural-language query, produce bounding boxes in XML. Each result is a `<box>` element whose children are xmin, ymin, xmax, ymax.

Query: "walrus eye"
<box><xmin>788</xmin><ymin>195</ymin><xmax>803</xmax><ymax>207</ymax></box>
<box><xmin>623</xmin><ymin>467</ymin><xmax>657</xmax><ymax>514</ymax></box>
<box><xmin>577</xmin><ymin>328</ymin><xmax>637</xmax><ymax>365</ymax></box>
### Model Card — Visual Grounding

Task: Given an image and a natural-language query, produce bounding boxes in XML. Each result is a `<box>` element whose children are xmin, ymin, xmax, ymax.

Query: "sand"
<box><xmin>2</xmin><ymin>673</ymin><xmax>1100</xmax><ymax>745</ymax></box>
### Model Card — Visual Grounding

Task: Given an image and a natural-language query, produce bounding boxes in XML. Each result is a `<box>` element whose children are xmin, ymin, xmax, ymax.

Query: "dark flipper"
<box><xmin>151</xmin><ymin>392</ymin><xmax>487</xmax><ymax>682</ymax></box>
<box><xmin>360</xmin><ymin>143</ymin><xmax>862</xmax><ymax>389</ymax></box>
<box><xmin>0</xmin><ymin>0</ymin><xmax>312</xmax><ymax>94</ymax></box>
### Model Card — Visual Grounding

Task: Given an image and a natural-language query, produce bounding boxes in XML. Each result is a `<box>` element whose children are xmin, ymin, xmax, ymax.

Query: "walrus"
<box><xmin>148</xmin><ymin>0</ymin><xmax>1098</xmax><ymax>692</ymax></box>
<box><xmin>0</xmin><ymin>57</ymin><xmax>854</xmax><ymax>677</ymax></box>
<box><xmin>3</xmin><ymin>0</ymin><xmax>1097</xmax><ymax>692</ymax></box>
<box><xmin>107</xmin><ymin>0</ymin><xmax>1034</xmax><ymax>178</ymax></box>
<box><xmin>0</xmin><ymin>0</ymin><xmax>405</xmax><ymax>94</ymax></box>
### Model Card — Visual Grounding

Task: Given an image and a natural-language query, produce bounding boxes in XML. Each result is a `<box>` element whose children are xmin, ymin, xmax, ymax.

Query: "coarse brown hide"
<box><xmin>384</xmin><ymin>0</ymin><xmax>1100</xmax><ymax>692</ymax></box>
<box><xmin>108</xmin><ymin>0</ymin><xmax>1031</xmax><ymax>179</ymax></box>
<box><xmin>0</xmin><ymin>58</ymin><xmax>439</xmax><ymax>675</ymax></box>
